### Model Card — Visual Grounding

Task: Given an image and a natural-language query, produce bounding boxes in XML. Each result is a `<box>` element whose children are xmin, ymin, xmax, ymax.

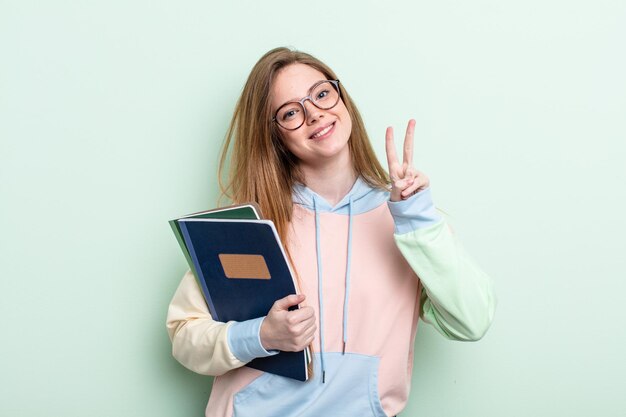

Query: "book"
<box><xmin>169</xmin><ymin>204</ymin><xmax>262</xmax><ymax>281</ymax></box>
<box><xmin>170</xmin><ymin>205</ymin><xmax>310</xmax><ymax>381</ymax></box>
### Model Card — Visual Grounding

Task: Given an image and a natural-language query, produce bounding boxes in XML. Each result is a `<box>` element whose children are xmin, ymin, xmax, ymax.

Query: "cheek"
<box><xmin>345</xmin><ymin>115</ymin><xmax>353</xmax><ymax>135</ymax></box>
<box><xmin>341</xmin><ymin>108</ymin><xmax>353</xmax><ymax>137</ymax></box>
<box><xmin>336</xmin><ymin>100</ymin><xmax>351</xmax><ymax>127</ymax></box>
<box><xmin>280</xmin><ymin>131</ymin><xmax>305</xmax><ymax>155</ymax></box>
<box><xmin>282</xmin><ymin>131</ymin><xmax>297</xmax><ymax>146</ymax></box>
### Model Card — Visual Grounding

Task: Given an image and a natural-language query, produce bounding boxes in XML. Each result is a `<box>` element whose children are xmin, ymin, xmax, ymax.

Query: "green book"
<box><xmin>169</xmin><ymin>203</ymin><xmax>263</xmax><ymax>281</ymax></box>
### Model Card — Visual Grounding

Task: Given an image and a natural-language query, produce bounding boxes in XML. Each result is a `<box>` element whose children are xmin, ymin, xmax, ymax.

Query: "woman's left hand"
<box><xmin>385</xmin><ymin>119</ymin><xmax>430</xmax><ymax>202</ymax></box>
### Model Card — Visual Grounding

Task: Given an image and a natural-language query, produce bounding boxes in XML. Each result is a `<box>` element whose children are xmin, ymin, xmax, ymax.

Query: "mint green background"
<box><xmin>1</xmin><ymin>1</ymin><xmax>625</xmax><ymax>416</ymax></box>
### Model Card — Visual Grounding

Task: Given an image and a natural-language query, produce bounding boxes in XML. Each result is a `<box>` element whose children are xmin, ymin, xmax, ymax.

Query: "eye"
<box><xmin>316</xmin><ymin>89</ymin><xmax>330</xmax><ymax>100</ymax></box>
<box><xmin>281</xmin><ymin>107</ymin><xmax>300</xmax><ymax>121</ymax></box>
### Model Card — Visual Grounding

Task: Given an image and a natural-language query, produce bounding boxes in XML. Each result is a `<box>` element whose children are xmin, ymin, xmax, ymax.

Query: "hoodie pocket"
<box><xmin>232</xmin><ymin>353</ymin><xmax>387</xmax><ymax>417</ymax></box>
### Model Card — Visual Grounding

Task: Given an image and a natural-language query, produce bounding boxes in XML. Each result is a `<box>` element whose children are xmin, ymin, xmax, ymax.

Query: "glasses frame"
<box><xmin>272</xmin><ymin>79</ymin><xmax>341</xmax><ymax>131</ymax></box>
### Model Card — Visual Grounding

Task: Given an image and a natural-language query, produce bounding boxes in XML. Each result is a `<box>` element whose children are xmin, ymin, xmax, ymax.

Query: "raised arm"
<box><xmin>385</xmin><ymin>119</ymin><xmax>496</xmax><ymax>341</ymax></box>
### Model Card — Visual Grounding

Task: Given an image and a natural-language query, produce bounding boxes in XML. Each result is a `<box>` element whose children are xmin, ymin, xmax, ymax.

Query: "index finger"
<box><xmin>403</xmin><ymin>119</ymin><xmax>416</xmax><ymax>165</ymax></box>
<box><xmin>289</xmin><ymin>306</ymin><xmax>315</xmax><ymax>323</ymax></box>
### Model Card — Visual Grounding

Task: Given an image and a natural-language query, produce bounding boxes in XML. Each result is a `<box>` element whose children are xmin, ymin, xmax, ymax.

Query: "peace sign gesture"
<box><xmin>385</xmin><ymin>119</ymin><xmax>430</xmax><ymax>202</ymax></box>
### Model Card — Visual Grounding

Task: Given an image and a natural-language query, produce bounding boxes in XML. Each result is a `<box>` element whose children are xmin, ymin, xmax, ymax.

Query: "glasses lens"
<box><xmin>276</xmin><ymin>102</ymin><xmax>305</xmax><ymax>130</ymax></box>
<box><xmin>311</xmin><ymin>81</ymin><xmax>340</xmax><ymax>110</ymax></box>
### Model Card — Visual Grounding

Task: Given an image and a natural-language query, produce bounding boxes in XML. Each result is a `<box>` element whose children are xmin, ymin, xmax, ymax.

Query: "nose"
<box><xmin>303</xmin><ymin>99</ymin><xmax>324</xmax><ymax>125</ymax></box>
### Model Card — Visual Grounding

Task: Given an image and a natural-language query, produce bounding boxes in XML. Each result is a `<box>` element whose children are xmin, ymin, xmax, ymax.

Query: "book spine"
<box><xmin>178</xmin><ymin>221</ymin><xmax>220</xmax><ymax>321</ymax></box>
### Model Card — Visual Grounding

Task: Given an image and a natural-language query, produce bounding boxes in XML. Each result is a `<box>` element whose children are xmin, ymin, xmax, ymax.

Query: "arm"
<box><xmin>166</xmin><ymin>270</ymin><xmax>277</xmax><ymax>376</ymax></box>
<box><xmin>388</xmin><ymin>187</ymin><xmax>497</xmax><ymax>341</ymax></box>
<box><xmin>384</xmin><ymin>119</ymin><xmax>496</xmax><ymax>341</ymax></box>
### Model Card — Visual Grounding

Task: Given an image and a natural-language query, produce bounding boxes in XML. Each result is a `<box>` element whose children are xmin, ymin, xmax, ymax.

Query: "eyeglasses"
<box><xmin>272</xmin><ymin>80</ymin><xmax>341</xmax><ymax>130</ymax></box>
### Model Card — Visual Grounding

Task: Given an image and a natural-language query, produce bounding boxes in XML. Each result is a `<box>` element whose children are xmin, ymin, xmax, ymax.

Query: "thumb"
<box><xmin>273</xmin><ymin>294</ymin><xmax>305</xmax><ymax>311</ymax></box>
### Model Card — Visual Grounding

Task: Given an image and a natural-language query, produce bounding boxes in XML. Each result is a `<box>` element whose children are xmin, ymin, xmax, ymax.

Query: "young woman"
<box><xmin>167</xmin><ymin>47</ymin><xmax>496</xmax><ymax>417</ymax></box>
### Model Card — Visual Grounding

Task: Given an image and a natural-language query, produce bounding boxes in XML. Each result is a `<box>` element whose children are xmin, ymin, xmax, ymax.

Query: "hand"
<box><xmin>385</xmin><ymin>119</ymin><xmax>430</xmax><ymax>202</ymax></box>
<box><xmin>260</xmin><ymin>294</ymin><xmax>316</xmax><ymax>352</ymax></box>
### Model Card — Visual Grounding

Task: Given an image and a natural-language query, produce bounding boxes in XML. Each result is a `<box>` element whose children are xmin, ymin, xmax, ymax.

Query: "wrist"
<box><xmin>387</xmin><ymin>187</ymin><xmax>442</xmax><ymax>234</ymax></box>
<box><xmin>259</xmin><ymin>316</ymin><xmax>274</xmax><ymax>351</ymax></box>
<box><xmin>227</xmin><ymin>317</ymin><xmax>279</xmax><ymax>363</ymax></box>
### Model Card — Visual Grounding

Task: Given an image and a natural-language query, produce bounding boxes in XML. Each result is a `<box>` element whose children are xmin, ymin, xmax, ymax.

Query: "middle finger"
<box><xmin>403</xmin><ymin>119</ymin><xmax>416</xmax><ymax>166</ymax></box>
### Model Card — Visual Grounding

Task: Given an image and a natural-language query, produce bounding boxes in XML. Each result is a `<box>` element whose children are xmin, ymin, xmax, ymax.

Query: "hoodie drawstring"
<box><xmin>313</xmin><ymin>196</ymin><xmax>326</xmax><ymax>383</ymax></box>
<box><xmin>313</xmin><ymin>195</ymin><xmax>354</xmax><ymax>383</ymax></box>
<box><xmin>343</xmin><ymin>196</ymin><xmax>353</xmax><ymax>354</ymax></box>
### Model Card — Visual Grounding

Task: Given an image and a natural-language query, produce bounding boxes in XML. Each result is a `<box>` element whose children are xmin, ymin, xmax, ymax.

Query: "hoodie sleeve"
<box><xmin>166</xmin><ymin>270</ymin><xmax>277</xmax><ymax>376</ymax></box>
<box><xmin>387</xmin><ymin>187</ymin><xmax>496</xmax><ymax>341</ymax></box>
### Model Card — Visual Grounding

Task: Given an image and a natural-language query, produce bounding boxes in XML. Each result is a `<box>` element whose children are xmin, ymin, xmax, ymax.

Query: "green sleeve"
<box><xmin>394</xmin><ymin>219</ymin><xmax>497</xmax><ymax>341</ymax></box>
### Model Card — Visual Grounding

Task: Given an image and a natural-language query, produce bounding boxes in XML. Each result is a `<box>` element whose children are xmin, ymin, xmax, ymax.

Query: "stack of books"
<box><xmin>170</xmin><ymin>204</ymin><xmax>310</xmax><ymax>381</ymax></box>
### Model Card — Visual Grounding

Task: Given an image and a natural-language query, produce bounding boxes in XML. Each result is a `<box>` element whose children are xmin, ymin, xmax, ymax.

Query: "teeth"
<box><xmin>312</xmin><ymin>123</ymin><xmax>333</xmax><ymax>138</ymax></box>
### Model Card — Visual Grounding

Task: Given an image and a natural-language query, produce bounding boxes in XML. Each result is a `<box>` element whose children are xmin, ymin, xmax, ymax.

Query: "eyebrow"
<box><xmin>277</xmin><ymin>79</ymin><xmax>327</xmax><ymax>108</ymax></box>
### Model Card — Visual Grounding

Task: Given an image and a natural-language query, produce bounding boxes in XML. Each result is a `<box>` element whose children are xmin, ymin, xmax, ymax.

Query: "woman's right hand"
<box><xmin>385</xmin><ymin>119</ymin><xmax>430</xmax><ymax>202</ymax></box>
<box><xmin>260</xmin><ymin>294</ymin><xmax>316</xmax><ymax>352</ymax></box>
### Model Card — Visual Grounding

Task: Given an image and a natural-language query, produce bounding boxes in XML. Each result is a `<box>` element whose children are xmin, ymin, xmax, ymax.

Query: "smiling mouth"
<box><xmin>309</xmin><ymin>122</ymin><xmax>335</xmax><ymax>139</ymax></box>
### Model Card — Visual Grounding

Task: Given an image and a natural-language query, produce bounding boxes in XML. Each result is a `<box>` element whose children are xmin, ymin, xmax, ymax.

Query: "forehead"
<box><xmin>271</xmin><ymin>63</ymin><xmax>327</xmax><ymax>109</ymax></box>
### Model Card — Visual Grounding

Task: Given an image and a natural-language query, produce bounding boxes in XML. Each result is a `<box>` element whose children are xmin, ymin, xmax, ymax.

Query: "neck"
<box><xmin>299</xmin><ymin>155</ymin><xmax>357</xmax><ymax>207</ymax></box>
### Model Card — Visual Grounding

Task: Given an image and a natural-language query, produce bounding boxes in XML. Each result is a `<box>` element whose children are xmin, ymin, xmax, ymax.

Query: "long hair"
<box><xmin>218</xmin><ymin>47</ymin><xmax>390</xmax><ymax>245</ymax></box>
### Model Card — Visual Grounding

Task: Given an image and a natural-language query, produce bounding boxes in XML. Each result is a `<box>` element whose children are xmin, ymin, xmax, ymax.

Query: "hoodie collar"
<box><xmin>293</xmin><ymin>176</ymin><xmax>388</xmax><ymax>215</ymax></box>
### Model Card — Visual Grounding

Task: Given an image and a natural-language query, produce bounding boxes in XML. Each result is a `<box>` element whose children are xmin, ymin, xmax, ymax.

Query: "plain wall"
<box><xmin>1</xmin><ymin>0</ymin><xmax>625</xmax><ymax>415</ymax></box>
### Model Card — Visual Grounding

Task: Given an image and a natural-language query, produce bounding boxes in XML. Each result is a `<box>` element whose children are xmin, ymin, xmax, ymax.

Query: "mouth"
<box><xmin>309</xmin><ymin>122</ymin><xmax>336</xmax><ymax>140</ymax></box>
